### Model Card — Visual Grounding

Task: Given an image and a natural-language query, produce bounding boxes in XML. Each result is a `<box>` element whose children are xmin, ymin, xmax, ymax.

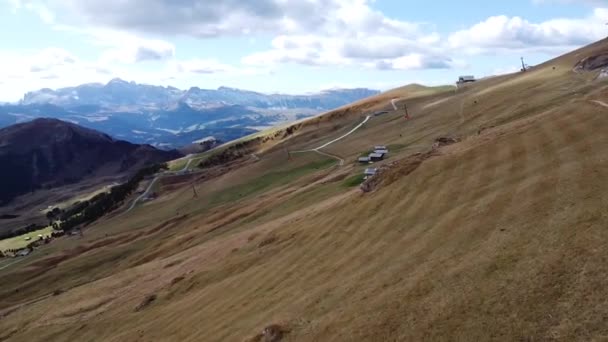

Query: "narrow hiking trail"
<box><xmin>292</xmin><ymin>98</ymin><xmax>401</xmax><ymax>164</ymax></box>
<box><xmin>128</xmin><ymin>110</ymin><xmax>377</xmax><ymax>210</ymax></box>
<box><xmin>315</xmin><ymin>150</ymin><xmax>345</xmax><ymax>166</ymax></box>
<box><xmin>125</xmin><ymin>154</ymin><xmax>198</xmax><ymax>213</ymax></box>
<box><xmin>291</xmin><ymin>115</ymin><xmax>371</xmax><ymax>165</ymax></box>
<box><xmin>315</xmin><ymin>115</ymin><xmax>371</xmax><ymax>150</ymax></box>
<box><xmin>125</xmin><ymin>177</ymin><xmax>160</xmax><ymax>213</ymax></box>
<box><xmin>591</xmin><ymin>100</ymin><xmax>608</xmax><ymax>109</ymax></box>
<box><xmin>182</xmin><ymin>157</ymin><xmax>196</xmax><ymax>170</ymax></box>
<box><xmin>391</xmin><ymin>99</ymin><xmax>398</xmax><ymax>111</ymax></box>
<box><xmin>0</xmin><ymin>258</ymin><xmax>25</xmax><ymax>272</ymax></box>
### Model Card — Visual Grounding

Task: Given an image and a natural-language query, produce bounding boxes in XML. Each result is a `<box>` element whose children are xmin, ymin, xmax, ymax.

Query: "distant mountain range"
<box><xmin>0</xmin><ymin>118</ymin><xmax>180</xmax><ymax>205</ymax></box>
<box><xmin>0</xmin><ymin>79</ymin><xmax>379</xmax><ymax>148</ymax></box>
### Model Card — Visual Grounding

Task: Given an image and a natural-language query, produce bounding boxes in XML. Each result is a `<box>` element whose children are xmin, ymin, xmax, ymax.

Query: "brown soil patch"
<box><xmin>574</xmin><ymin>53</ymin><xmax>608</xmax><ymax>71</ymax></box>
<box><xmin>163</xmin><ymin>259</ymin><xmax>184</xmax><ymax>269</ymax></box>
<box><xmin>58</xmin><ymin>297</ymin><xmax>115</xmax><ymax>318</ymax></box>
<box><xmin>257</xmin><ymin>234</ymin><xmax>278</xmax><ymax>248</ymax></box>
<box><xmin>134</xmin><ymin>294</ymin><xmax>156</xmax><ymax>312</ymax></box>
<box><xmin>170</xmin><ymin>276</ymin><xmax>185</xmax><ymax>286</ymax></box>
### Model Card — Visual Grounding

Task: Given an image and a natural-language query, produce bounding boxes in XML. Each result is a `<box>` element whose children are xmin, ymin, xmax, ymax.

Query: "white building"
<box><xmin>457</xmin><ymin>75</ymin><xmax>476</xmax><ymax>85</ymax></box>
<box><xmin>363</xmin><ymin>168</ymin><xmax>378</xmax><ymax>179</ymax></box>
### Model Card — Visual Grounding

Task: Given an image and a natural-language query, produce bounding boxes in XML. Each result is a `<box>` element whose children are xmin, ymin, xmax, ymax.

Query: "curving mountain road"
<box><xmin>391</xmin><ymin>98</ymin><xmax>399</xmax><ymax>111</ymax></box>
<box><xmin>315</xmin><ymin>115</ymin><xmax>371</xmax><ymax>150</ymax></box>
<box><xmin>591</xmin><ymin>100</ymin><xmax>608</xmax><ymax>109</ymax></box>
<box><xmin>292</xmin><ymin>115</ymin><xmax>371</xmax><ymax>165</ymax></box>
<box><xmin>125</xmin><ymin>177</ymin><xmax>160</xmax><ymax>213</ymax></box>
<box><xmin>127</xmin><ymin>112</ymin><xmax>376</xmax><ymax>211</ymax></box>
<box><xmin>315</xmin><ymin>149</ymin><xmax>345</xmax><ymax>166</ymax></box>
<box><xmin>125</xmin><ymin>154</ymin><xmax>198</xmax><ymax>213</ymax></box>
<box><xmin>0</xmin><ymin>258</ymin><xmax>25</xmax><ymax>272</ymax></box>
<box><xmin>181</xmin><ymin>156</ymin><xmax>196</xmax><ymax>170</ymax></box>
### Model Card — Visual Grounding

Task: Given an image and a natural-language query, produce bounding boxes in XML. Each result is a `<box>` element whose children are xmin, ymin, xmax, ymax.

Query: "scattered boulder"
<box><xmin>432</xmin><ymin>137</ymin><xmax>459</xmax><ymax>149</ymax></box>
<box><xmin>360</xmin><ymin>175</ymin><xmax>382</xmax><ymax>193</ymax></box>
<box><xmin>249</xmin><ymin>324</ymin><xmax>288</xmax><ymax>342</ymax></box>
<box><xmin>262</xmin><ymin>325</ymin><xmax>286</xmax><ymax>342</ymax></box>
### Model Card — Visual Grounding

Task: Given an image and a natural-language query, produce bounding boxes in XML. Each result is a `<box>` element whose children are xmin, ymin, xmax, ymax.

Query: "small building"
<box><xmin>374</xmin><ymin>149</ymin><xmax>389</xmax><ymax>155</ymax></box>
<box><xmin>358</xmin><ymin>157</ymin><xmax>371</xmax><ymax>164</ymax></box>
<box><xmin>457</xmin><ymin>75</ymin><xmax>476</xmax><ymax>85</ymax></box>
<box><xmin>374</xmin><ymin>145</ymin><xmax>387</xmax><ymax>150</ymax></box>
<box><xmin>369</xmin><ymin>153</ymin><xmax>384</xmax><ymax>162</ymax></box>
<box><xmin>16</xmin><ymin>249</ymin><xmax>31</xmax><ymax>257</ymax></box>
<box><xmin>364</xmin><ymin>168</ymin><xmax>378</xmax><ymax>178</ymax></box>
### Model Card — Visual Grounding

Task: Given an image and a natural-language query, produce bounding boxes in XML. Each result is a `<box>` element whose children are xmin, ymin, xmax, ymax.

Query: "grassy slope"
<box><xmin>1</xmin><ymin>40</ymin><xmax>608</xmax><ymax>341</ymax></box>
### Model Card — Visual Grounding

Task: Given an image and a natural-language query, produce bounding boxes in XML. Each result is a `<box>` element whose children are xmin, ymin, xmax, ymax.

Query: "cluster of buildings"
<box><xmin>359</xmin><ymin>145</ymin><xmax>390</xmax><ymax>180</ymax></box>
<box><xmin>358</xmin><ymin>145</ymin><xmax>389</xmax><ymax>164</ymax></box>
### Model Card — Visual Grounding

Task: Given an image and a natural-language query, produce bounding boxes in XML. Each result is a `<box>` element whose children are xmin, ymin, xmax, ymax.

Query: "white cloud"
<box><xmin>172</xmin><ymin>58</ymin><xmax>271</xmax><ymax>77</ymax></box>
<box><xmin>28</xmin><ymin>48</ymin><xmax>76</xmax><ymax>72</ymax></box>
<box><xmin>7</xmin><ymin>0</ymin><xmax>54</xmax><ymax>23</ymax></box>
<box><xmin>491</xmin><ymin>65</ymin><xmax>521</xmax><ymax>76</ymax></box>
<box><xmin>377</xmin><ymin>54</ymin><xmax>464</xmax><ymax>71</ymax></box>
<box><xmin>0</xmin><ymin>48</ymin><xmax>80</xmax><ymax>79</ymax></box>
<box><xmin>17</xmin><ymin>0</ymin><xmax>344</xmax><ymax>37</ymax></box>
<box><xmin>0</xmin><ymin>48</ymin><xmax>110</xmax><ymax>100</ymax></box>
<box><xmin>4</xmin><ymin>0</ymin><xmax>608</xmax><ymax>101</ymax></box>
<box><xmin>98</xmin><ymin>36</ymin><xmax>175</xmax><ymax>64</ymax></box>
<box><xmin>242</xmin><ymin>35</ymin><xmax>344</xmax><ymax>67</ymax></box>
<box><xmin>532</xmin><ymin>0</ymin><xmax>608</xmax><ymax>5</ymax></box>
<box><xmin>12</xmin><ymin>0</ymin><xmax>453</xmax><ymax>71</ymax></box>
<box><xmin>240</xmin><ymin>1</ymin><xmax>453</xmax><ymax>70</ymax></box>
<box><xmin>449</xmin><ymin>9</ymin><xmax>608</xmax><ymax>54</ymax></box>
<box><xmin>241</xmin><ymin>2</ymin><xmax>608</xmax><ymax>69</ymax></box>
<box><xmin>242</xmin><ymin>33</ymin><xmax>454</xmax><ymax>70</ymax></box>
<box><xmin>173</xmin><ymin>59</ymin><xmax>234</xmax><ymax>74</ymax></box>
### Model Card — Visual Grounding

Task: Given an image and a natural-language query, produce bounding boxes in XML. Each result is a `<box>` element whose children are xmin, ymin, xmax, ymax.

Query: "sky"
<box><xmin>1</xmin><ymin>0</ymin><xmax>608</xmax><ymax>102</ymax></box>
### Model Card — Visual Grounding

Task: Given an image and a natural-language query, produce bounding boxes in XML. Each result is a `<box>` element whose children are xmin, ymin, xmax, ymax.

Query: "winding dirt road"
<box><xmin>125</xmin><ymin>154</ymin><xmax>198</xmax><ymax>213</ymax></box>
<box><xmin>591</xmin><ymin>100</ymin><xmax>608</xmax><ymax>109</ymax></box>
<box><xmin>391</xmin><ymin>98</ymin><xmax>399</xmax><ymax>111</ymax></box>
<box><xmin>291</xmin><ymin>115</ymin><xmax>371</xmax><ymax>165</ymax></box>
<box><xmin>0</xmin><ymin>258</ymin><xmax>25</xmax><ymax>271</ymax></box>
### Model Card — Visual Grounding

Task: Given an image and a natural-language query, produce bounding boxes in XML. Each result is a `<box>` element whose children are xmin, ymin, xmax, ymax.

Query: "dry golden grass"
<box><xmin>1</xmin><ymin>40</ymin><xmax>608</xmax><ymax>342</ymax></box>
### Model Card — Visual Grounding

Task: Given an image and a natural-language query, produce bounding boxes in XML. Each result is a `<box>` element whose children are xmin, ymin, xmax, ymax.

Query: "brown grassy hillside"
<box><xmin>1</xmin><ymin>39</ymin><xmax>608</xmax><ymax>341</ymax></box>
